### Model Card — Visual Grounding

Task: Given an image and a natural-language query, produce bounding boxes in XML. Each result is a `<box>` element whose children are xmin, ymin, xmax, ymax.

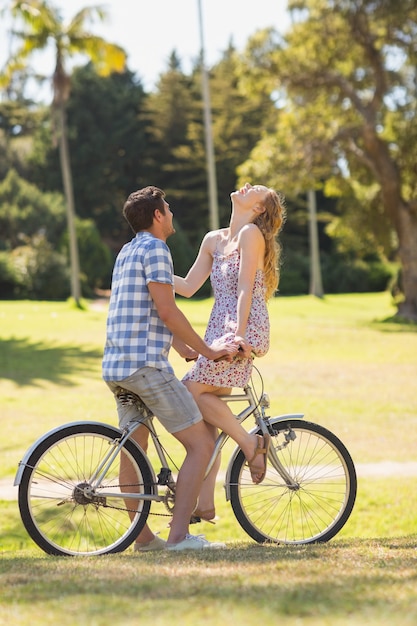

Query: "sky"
<box><xmin>1</xmin><ymin>0</ymin><xmax>291</xmax><ymax>97</ymax></box>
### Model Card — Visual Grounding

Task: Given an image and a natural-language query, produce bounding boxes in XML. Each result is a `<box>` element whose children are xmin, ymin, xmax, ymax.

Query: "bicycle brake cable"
<box><xmin>250</xmin><ymin>362</ymin><xmax>265</xmax><ymax>410</ymax></box>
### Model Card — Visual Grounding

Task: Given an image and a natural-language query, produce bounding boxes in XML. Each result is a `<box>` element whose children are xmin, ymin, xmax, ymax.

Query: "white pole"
<box><xmin>308</xmin><ymin>188</ymin><xmax>324</xmax><ymax>297</ymax></box>
<box><xmin>197</xmin><ymin>0</ymin><xmax>219</xmax><ymax>230</ymax></box>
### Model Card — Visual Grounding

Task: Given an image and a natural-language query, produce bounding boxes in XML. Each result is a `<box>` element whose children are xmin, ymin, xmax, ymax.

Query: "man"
<box><xmin>102</xmin><ymin>186</ymin><xmax>237</xmax><ymax>551</ymax></box>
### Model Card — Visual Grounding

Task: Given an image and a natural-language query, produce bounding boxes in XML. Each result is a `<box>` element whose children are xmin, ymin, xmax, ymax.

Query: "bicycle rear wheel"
<box><xmin>229</xmin><ymin>420</ymin><xmax>356</xmax><ymax>545</ymax></box>
<box><xmin>18</xmin><ymin>423</ymin><xmax>154</xmax><ymax>556</ymax></box>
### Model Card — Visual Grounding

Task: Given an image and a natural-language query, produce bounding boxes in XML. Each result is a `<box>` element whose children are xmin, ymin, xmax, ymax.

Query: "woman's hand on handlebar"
<box><xmin>234</xmin><ymin>336</ymin><xmax>253</xmax><ymax>359</ymax></box>
<box><xmin>203</xmin><ymin>337</ymin><xmax>238</xmax><ymax>362</ymax></box>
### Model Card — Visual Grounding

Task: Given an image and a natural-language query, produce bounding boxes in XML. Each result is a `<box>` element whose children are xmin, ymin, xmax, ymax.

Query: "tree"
<box><xmin>29</xmin><ymin>64</ymin><xmax>151</xmax><ymax>249</ymax></box>
<box><xmin>144</xmin><ymin>53</ymin><xmax>211</xmax><ymax>247</ymax></box>
<box><xmin>209</xmin><ymin>42</ymin><xmax>278</xmax><ymax>226</ymax></box>
<box><xmin>2</xmin><ymin>0</ymin><xmax>126</xmax><ymax>305</ymax></box>
<box><xmin>0</xmin><ymin>168</ymin><xmax>114</xmax><ymax>298</ymax></box>
<box><xmin>238</xmin><ymin>1</ymin><xmax>417</xmax><ymax>320</ymax></box>
<box><xmin>0</xmin><ymin>168</ymin><xmax>66</xmax><ymax>250</ymax></box>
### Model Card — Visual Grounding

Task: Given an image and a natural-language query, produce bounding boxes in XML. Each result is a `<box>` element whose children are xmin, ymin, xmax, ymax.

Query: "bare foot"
<box><xmin>192</xmin><ymin>507</ymin><xmax>216</xmax><ymax>524</ymax></box>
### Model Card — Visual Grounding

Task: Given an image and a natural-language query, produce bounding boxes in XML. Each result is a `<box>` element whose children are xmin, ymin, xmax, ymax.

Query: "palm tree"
<box><xmin>4</xmin><ymin>0</ymin><xmax>126</xmax><ymax>305</ymax></box>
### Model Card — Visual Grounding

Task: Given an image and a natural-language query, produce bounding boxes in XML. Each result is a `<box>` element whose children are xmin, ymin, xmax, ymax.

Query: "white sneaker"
<box><xmin>166</xmin><ymin>534</ymin><xmax>226</xmax><ymax>551</ymax></box>
<box><xmin>133</xmin><ymin>535</ymin><xmax>167</xmax><ymax>552</ymax></box>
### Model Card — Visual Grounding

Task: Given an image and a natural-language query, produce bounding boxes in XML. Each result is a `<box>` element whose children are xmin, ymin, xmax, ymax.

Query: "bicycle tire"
<box><xmin>18</xmin><ymin>422</ymin><xmax>154</xmax><ymax>556</ymax></box>
<box><xmin>229</xmin><ymin>420</ymin><xmax>357</xmax><ymax>545</ymax></box>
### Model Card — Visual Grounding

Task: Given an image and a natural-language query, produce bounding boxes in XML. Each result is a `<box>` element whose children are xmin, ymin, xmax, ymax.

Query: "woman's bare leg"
<box><xmin>185</xmin><ymin>381</ymin><xmax>267</xmax><ymax>484</ymax></box>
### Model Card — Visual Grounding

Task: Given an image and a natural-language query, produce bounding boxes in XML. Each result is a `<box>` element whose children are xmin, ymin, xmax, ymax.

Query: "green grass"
<box><xmin>1</xmin><ymin>537</ymin><xmax>417</xmax><ymax>626</ymax></box>
<box><xmin>1</xmin><ymin>293</ymin><xmax>417</xmax><ymax>625</ymax></box>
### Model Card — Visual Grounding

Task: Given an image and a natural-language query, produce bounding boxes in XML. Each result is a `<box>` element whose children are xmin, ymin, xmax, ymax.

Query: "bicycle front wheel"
<box><xmin>18</xmin><ymin>423</ymin><xmax>154</xmax><ymax>556</ymax></box>
<box><xmin>229</xmin><ymin>420</ymin><xmax>357</xmax><ymax>545</ymax></box>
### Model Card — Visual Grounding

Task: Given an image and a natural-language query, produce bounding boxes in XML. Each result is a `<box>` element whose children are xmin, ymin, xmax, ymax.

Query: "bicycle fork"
<box><xmin>224</xmin><ymin>409</ymin><xmax>304</xmax><ymax>499</ymax></box>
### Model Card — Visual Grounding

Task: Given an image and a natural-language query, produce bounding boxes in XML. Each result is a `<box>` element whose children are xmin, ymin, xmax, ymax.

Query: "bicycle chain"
<box><xmin>94</xmin><ymin>483</ymin><xmax>174</xmax><ymax>518</ymax></box>
<box><xmin>102</xmin><ymin>503</ymin><xmax>171</xmax><ymax>518</ymax></box>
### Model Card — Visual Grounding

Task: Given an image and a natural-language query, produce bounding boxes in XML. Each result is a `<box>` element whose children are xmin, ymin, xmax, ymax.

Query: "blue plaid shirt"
<box><xmin>102</xmin><ymin>231</ymin><xmax>174</xmax><ymax>381</ymax></box>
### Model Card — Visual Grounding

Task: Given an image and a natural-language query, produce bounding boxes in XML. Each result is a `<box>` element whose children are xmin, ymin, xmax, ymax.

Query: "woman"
<box><xmin>174</xmin><ymin>182</ymin><xmax>286</xmax><ymax>522</ymax></box>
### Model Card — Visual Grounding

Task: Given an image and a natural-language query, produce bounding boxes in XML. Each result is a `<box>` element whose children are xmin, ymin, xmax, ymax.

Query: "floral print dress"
<box><xmin>182</xmin><ymin>247</ymin><xmax>270</xmax><ymax>388</ymax></box>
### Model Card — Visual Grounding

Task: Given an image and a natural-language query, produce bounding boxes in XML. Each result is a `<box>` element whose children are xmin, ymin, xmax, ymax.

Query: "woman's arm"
<box><xmin>235</xmin><ymin>225</ymin><xmax>265</xmax><ymax>354</ymax></box>
<box><xmin>149</xmin><ymin>282</ymin><xmax>237</xmax><ymax>361</ymax></box>
<box><xmin>174</xmin><ymin>231</ymin><xmax>217</xmax><ymax>297</ymax></box>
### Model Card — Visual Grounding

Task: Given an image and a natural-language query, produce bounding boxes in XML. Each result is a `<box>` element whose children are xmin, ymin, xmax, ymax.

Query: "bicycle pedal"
<box><xmin>190</xmin><ymin>515</ymin><xmax>216</xmax><ymax>525</ymax></box>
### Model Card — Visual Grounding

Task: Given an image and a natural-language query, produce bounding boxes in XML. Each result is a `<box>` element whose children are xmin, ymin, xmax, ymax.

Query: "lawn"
<box><xmin>1</xmin><ymin>293</ymin><xmax>417</xmax><ymax>625</ymax></box>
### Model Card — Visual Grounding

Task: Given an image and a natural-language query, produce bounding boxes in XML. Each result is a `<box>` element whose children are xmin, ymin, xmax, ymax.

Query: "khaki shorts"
<box><xmin>106</xmin><ymin>366</ymin><xmax>202</xmax><ymax>434</ymax></box>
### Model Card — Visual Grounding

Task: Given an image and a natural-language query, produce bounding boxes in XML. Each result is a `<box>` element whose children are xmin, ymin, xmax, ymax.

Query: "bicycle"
<box><xmin>14</xmin><ymin>365</ymin><xmax>357</xmax><ymax>556</ymax></box>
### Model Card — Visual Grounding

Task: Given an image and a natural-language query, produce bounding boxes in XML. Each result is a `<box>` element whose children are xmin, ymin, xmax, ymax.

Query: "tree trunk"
<box><xmin>55</xmin><ymin>103</ymin><xmax>81</xmax><ymax>305</ymax></box>
<box><xmin>362</xmin><ymin>128</ymin><xmax>417</xmax><ymax>320</ymax></box>
<box><xmin>397</xmin><ymin>203</ymin><xmax>417</xmax><ymax>321</ymax></box>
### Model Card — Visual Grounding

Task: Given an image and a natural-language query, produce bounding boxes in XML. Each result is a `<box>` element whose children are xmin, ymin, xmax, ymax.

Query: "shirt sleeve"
<box><xmin>143</xmin><ymin>239</ymin><xmax>174</xmax><ymax>286</ymax></box>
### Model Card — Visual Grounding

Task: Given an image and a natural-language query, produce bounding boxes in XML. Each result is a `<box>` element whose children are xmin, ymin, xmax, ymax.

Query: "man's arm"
<box><xmin>148</xmin><ymin>282</ymin><xmax>236</xmax><ymax>361</ymax></box>
<box><xmin>171</xmin><ymin>336</ymin><xmax>198</xmax><ymax>361</ymax></box>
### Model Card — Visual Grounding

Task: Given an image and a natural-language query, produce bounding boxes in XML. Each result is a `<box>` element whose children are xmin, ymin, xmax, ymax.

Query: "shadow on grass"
<box><xmin>372</xmin><ymin>315</ymin><xmax>417</xmax><ymax>333</ymax></box>
<box><xmin>0</xmin><ymin>336</ymin><xmax>102</xmax><ymax>386</ymax></box>
<box><xmin>1</xmin><ymin>539</ymin><xmax>417</xmax><ymax>620</ymax></box>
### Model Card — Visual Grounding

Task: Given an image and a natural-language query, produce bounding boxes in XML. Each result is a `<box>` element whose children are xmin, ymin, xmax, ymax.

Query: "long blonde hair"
<box><xmin>253</xmin><ymin>188</ymin><xmax>286</xmax><ymax>300</ymax></box>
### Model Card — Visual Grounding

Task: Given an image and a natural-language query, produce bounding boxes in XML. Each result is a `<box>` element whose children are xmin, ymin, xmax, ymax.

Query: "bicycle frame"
<box><xmin>14</xmin><ymin>384</ymin><xmax>305</xmax><ymax>503</ymax></box>
<box><xmin>14</xmin><ymin>373</ymin><xmax>357</xmax><ymax>553</ymax></box>
<box><xmin>221</xmin><ymin>385</ymin><xmax>305</xmax><ymax>495</ymax></box>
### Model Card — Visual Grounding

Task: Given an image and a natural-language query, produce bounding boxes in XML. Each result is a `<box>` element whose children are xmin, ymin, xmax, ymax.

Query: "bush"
<box><xmin>9</xmin><ymin>235</ymin><xmax>70</xmax><ymax>300</ymax></box>
<box><xmin>323</xmin><ymin>256</ymin><xmax>396</xmax><ymax>293</ymax></box>
<box><xmin>277</xmin><ymin>251</ymin><xmax>395</xmax><ymax>296</ymax></box>
<box><xmin>278</xmin><ymin>251</ymin><xmax>310</xmax><ymax>295</ymax></box>
<box><xmin>0</xmin><ymin>251</ymin><xmax>24</xmax><ymax>298</ymax></box>
<box><xmin>72</xmin><ymin>219</ymin><xmax>114</xmax><ymax>296</ymax></box>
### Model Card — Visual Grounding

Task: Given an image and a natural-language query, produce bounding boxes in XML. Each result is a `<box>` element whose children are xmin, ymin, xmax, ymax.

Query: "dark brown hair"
<box><xmin>123</xmin><ymin>186</ymin><xmax>166</xmax><ymax>233</ymax></box>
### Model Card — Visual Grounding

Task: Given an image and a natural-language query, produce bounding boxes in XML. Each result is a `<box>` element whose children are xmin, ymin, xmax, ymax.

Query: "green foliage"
<box><xmin>0</xmin><ymin>251</ymin><xmax>24</xmax><ymax>298</ymax></box>
<box><xmin>322</xmin><ymin>255</ymin><xmax>396</xmax><ymax>293</ymax></box>
<box><xmin>144</xmin><ymin>62</ymin><xmax>210</xmax><ymax>248</ymax></box>
<box><xmin>62</xmin><ymin>218</ymin><xmax>114</xmax><ymax>295</ymax></box>
<box><xmin>0</xmin><ymin>168</ymin><xmax>66</xmax><ymax>250</ymax></box>
<box><xmin>2</xmin><ymin>1</ymin><xmax>416</xmax><ymax>307</ymax></box>
<box><xmin>279</xmin><ymin>247</ymin><xmax>395</xmax><ymax>295</ymax></box>
<box><xmin>210</xmin><ymin>45</ymin><xmax>278</xmax><ymax>227</ymax></box>
<box><xmin>10</xmin><ymin>233</ymin><xmax>70</xmax><ymax>300</ymax></box>
<box><xmin>278</xmin><ymin>250</ymin><xmax>310</xmax><ymax>295</ymax></box>
<box><xmin>167</xmin><ymin>219</ymin><xmax>198</xmax><ymax>282</ymax></box>
<box><xmin>237</xmin><ymin>1</ymin><xmax>417</xmax><ymax>316</ymax></box>
<box><xmin>0</xmin><ymin>171</ymin><xmax>70</xmax><ymax>299</ymax></box>
<box><xmin>28</xmin><ymin>65</ymin><xmax>150</xmax><ymax>245</ymax></box>
<box><xmin>0</xmin><ymin>169</ymin><xmax>115</xmax><ymax>298</ymax></box>
<box><xmin>0</xmin><ymin>98</ymin><xmax>46</xmax><ymax>182</ymax></box>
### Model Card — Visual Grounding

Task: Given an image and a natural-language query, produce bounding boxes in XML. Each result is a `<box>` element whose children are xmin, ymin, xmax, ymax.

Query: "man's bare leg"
<box><xmin>166</xmin><ymin>419</ymin><xmax>214</xmax><ymax>545</ymax></box>
<box><xmin>120</xmin><ymin>424</ymin><xmax>156</xmax><ymax>545</ymax></box>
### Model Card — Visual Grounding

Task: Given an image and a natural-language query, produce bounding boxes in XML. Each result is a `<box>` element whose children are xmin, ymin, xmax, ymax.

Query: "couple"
<box><xmin>102</xmin><ymin>183</ymin><xmax>286</xmax><ymax>551</ymax></box>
